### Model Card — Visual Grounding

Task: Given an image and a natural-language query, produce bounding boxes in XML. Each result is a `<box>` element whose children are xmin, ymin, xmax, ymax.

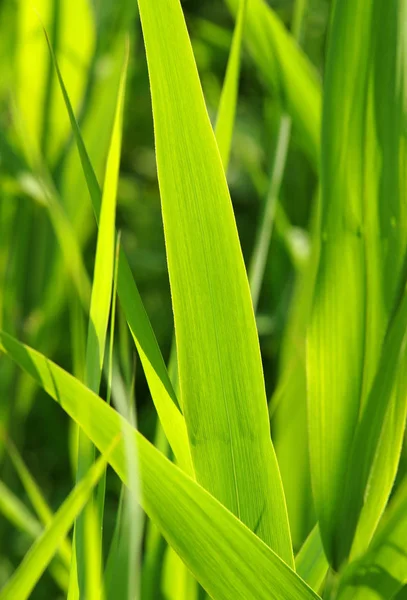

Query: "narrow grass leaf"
<box><xmin>138</xmin><ymin>0</ymin><xmax>293</xmax><ymax>563</ymax></box>
<box><xmin>71</xmin><ymin>43</ymin><xmax>128</xmax><ymax>599</ymax></box>
<box><xmin>0</xmin><ymin>333</ymin><xmax>320</xmax><ymax>600</ymax></box>
<box><xmin>215</xmin><ymin>0</ymin><xmax>247</xmax><ymax>170</ymax></box>
<box><xmin>46</xmin><ymin>32</ymin><xmax>192</xmax><ymax>474</ymax></box>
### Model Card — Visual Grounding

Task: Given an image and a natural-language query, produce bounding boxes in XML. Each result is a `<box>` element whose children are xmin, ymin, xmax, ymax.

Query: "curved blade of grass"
<box><xmin>0</xmin><ymin>440</ymin><xmax>117</xmax><ymax>600</ymax></box>
<box><xmin>224</xmin><ymin>0</ymin><xmax>321</xmax><ymax>166</ymax></box>
<box><xmin>71</xmin><ymin>41</ymin><xmax>128</xmax><ymax>599</ymax></box>
<box><xmin>295</xmin><ymin>525</ymin><xmax>328</xmax><ymax>593</ymax></box>
<box><xmin>0</xmin><ymin>332</ymin><xmax>320</xmax><ymax>600</ymax></box>
<box><xmin>214</xmin><ymin>0</ymin><xmax>247</xmax><ymax>170</ymax></box>
<box><xmin>307</xmin><ymin>0</ymin><xmax>407</xmax><ymax>569</ymax></box>
<box><xmin>45</xmin><ymin>30</ymin><xmax>192</xmax><ymax>475</ymax></box>
<box><xmin>337</xmin><ymin>477</ymin><xmax>407</xmax><ymax>600</ymax></box>
<box><xmin>138</xmin><ymin>0</ymin><xmax>293</xmax><ymax>563</ymax></box>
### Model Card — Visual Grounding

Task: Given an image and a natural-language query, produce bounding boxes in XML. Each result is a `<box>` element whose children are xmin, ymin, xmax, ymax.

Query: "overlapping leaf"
<box><xmin>0</xmin><ymin>332</ymin><xmax>320</xmax><ymax>600</ymax></box>
<box><xmin>137</xmin><ymin>0</ymin><xmax>293</xmax><ymax>563</ymax></box>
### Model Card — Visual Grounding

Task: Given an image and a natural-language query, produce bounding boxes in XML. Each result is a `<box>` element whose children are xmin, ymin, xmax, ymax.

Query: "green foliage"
<box><xmin>0</xmin><ymin>0</ymin><xmax>406</xmax><ymax>598</ymax></box>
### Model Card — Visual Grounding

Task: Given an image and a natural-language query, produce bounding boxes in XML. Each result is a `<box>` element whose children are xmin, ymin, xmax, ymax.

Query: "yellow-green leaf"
<box><xmin>138</xmin><ymin>0</ymin><xmax>293</xmax><ymax>563</ymax></box>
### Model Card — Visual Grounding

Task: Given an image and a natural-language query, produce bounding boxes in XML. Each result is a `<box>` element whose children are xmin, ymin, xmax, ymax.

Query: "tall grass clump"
<box><xmin>0</xmin><ymin>0</ymin><xmax>406</xmax><ymax>599</ymax></box>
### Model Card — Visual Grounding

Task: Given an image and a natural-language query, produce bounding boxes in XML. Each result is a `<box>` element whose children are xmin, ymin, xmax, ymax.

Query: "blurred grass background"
<box><xmin>0</xmin><ymin>0</ymin><xmax>329</xmax><ymax>596</ymax></box>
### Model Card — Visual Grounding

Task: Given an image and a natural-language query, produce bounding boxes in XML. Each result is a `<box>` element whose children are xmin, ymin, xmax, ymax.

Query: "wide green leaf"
<box><xmin>0</xmin><ymin>332</ymin><xmax>320</xmax><ymax>600</ymax></box>
<box><xmin>138</xmin><ymin>0</ymin><xmax>293</xmax><ymax>563</ymax></box>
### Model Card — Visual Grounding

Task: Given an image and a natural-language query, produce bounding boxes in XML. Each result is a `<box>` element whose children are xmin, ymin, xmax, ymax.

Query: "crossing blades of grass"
<box><xmin>46</xmin><ymin>31</ymin><xmax>192</xmax><ymax>475</ymax></box>
<box><xmin>224</xmin><ymin>0</ymin><xmax>321</xmax><ymax>166</ymax></box>
<box><xmin>138</xmin><ymin>0</ymin><xmax>293</xmax><ymax>564</ymax></box>
<box><xmin>0</xmin><ymin>439</ymin><xmax>118</xmax><ymax>600</ymax></box>
<box><xmin>0</xmin><ymin>332</ymin><xmax>321</xmax><ymax>600</ymax></box>
<box><xmin>5</xmin><ymin>437</ymin><xmax>71</xmax><ymax>569</ymax></box>
<box><xmin>307</xmin><ymin>0</ymin><xmax>407</xmax><ymax>569</ymax></box>
<box><xmin>0</xmin><ymin>479</ymin><xmax>42</xmax><ymax>540</ymax></box>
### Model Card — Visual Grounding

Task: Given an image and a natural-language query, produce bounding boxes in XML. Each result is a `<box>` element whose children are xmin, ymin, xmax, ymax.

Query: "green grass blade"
<box><xmin>307</xmin><ymin>0</ymin><xmax>407</xmax><ymax>568</ymax></box>
<box><xmin>84</xmin><ymin>47</ymin><xmax>127</xmax><ymax>393</ymax></box>
<box><xmin>248</xmin><ymin>114</ymin><xmax>292</xmax><ymax>310</ymax></box>
<box><xmin>295</xmin><ymin>525</ymin><xmax>328</xmax><ymax>593</ymax></box>
<box><xmin>0</xmin><ymin>332</ymin><xmax>320</xmax><ymax>600</ymax></box>
<box><xmin>138</xmin><ymin>0</ymin><xmax>293</xmax><ymax>563</ymax></box>
<box><xmin>224</xmin><ymin>0</ymin><xmax>321</xmax><ymax>166</ymax></box>
<box><xmin>214</xmin><ymin>0</ymin><xmax>247</xmax><ymax>170</ymax></box>
<box><xmin>46</xmin><ymin>30</ymin><xmax>192</xmax><ymax>475</ymax></box>
<box><xmin>0</xmin><ymin>441</ymin><xmax>116</xmax><ymax>600</ymax></box>
<box><xmin>71</xmin><ymin>42</ymin><xmax>128</xmax><ymax>599</ymax></box>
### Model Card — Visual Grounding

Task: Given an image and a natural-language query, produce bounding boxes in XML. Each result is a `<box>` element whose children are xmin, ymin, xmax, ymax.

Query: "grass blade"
<box><xmin>46</xmin><ymin>29</ymin><xmax>192</xmax><ymax>475</ymax></box>
<box><xmin>215</xmin><ymin>0</ymin><xmax>247</xmax><ymax>170</ymax></box>
<box><xmin>307</xmin><ymin>0</ymin><xmax>407</xmax><ymax>568</ymax></box>
<box><xmin>71</xmin><ymin>39</ymin><xmax>128</xmax><ymax>599</ymax></box>
<box><xmin>0</xmin><ymin>332</ymin><xmax>320</xmax><ymax>600</ymax></box>
<box><xmin>138</xmin><ymin>0</ymin><xmax>293</xmax><ymax>563</ymax></box>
